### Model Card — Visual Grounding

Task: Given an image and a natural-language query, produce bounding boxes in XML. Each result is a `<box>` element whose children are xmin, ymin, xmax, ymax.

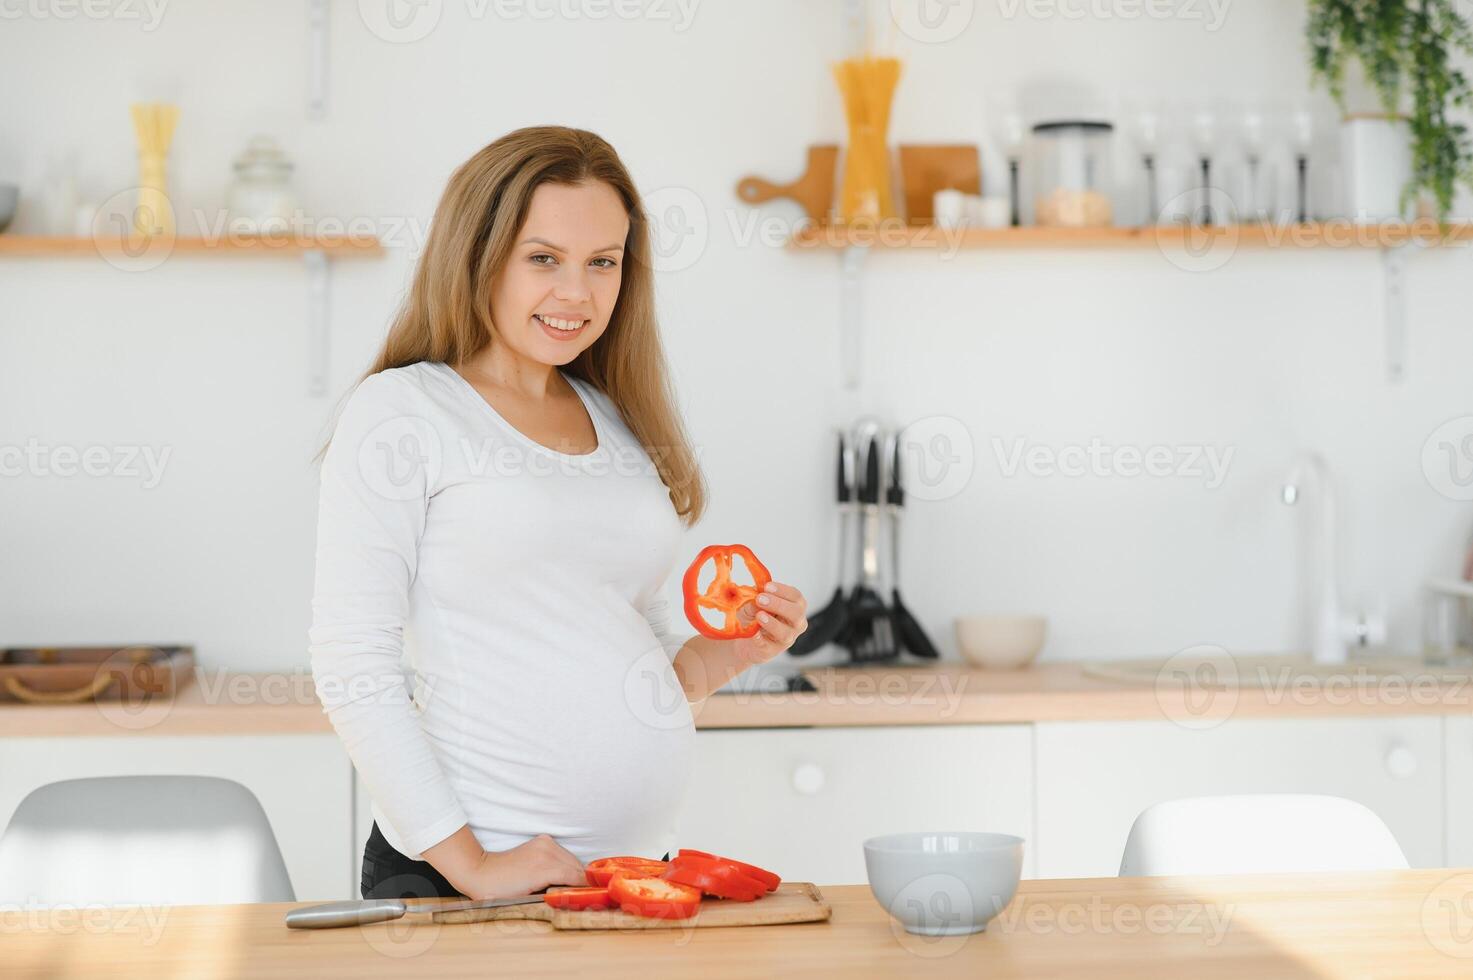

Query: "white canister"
<box><xmin>976</xmin><ymin>196</ymin><xmax>1010</xmax><ymax>228</ymax></box>
<box><xmin>932</xmin><ymin>188</ymin><xmax>968</xmax><ymax>228</ymax></box>
<box><xmin>1339</xmin><ymin>114</ymin><xmax>1412</xmax><ymax>222</ymax></box>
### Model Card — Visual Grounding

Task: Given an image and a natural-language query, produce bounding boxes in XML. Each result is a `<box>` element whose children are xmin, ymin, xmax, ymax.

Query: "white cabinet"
<box><xmin>677</xmin><ymin>724</ymin><xmax>1035</xmax><ymax>886</ymax></box>
<box><xmin>4</xmin><ymin>712</ymin><xmax>1460</xmax><ymax>900</ymax></box>
<box><xmin>0</xmin><ymin>735</ymin><xmax>355</xmax><ymax>901</ymax></box>
<box><xmin>1033</xmin><ymin>717</ymin><xmax>1445</xmax><ymax>879</ymax></box>
<box><xmin>1446</xmin><ymin>717</ymin><xmax>1473</xmax><ymax>867</ymax></box>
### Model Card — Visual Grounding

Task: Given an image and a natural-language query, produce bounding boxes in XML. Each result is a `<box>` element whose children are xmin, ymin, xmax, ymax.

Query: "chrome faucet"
<box><xmin>1281</xmin><ymin>453</ymin><xmax>1349</xmax><ymax>664</ymax></box>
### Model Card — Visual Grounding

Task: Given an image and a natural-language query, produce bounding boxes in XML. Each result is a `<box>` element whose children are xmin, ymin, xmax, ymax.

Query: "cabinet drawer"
<box><xmin>1446</xmin><ymin>717</ymin><xmax>1473</xmax><ymax>867</ymax></box>
<box><xmin>677</xmin><ymin>724</ymin><xmax>1034</xmax><ymax>886</ymax></box>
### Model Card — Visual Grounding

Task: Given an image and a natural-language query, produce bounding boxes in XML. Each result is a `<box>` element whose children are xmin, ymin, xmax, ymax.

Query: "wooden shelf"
<box><xmin>0</xmin><ymin>234</ymin><xmax>384</xmax><ymax>258</ymax></box>
<box><xmin>789</xmin><ymin>221</ymin><xmax>1473</xmax><ymax>251</ymax></box>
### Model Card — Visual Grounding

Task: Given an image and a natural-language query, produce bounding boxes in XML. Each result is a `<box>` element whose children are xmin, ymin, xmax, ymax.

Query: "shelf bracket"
<box><xmin>1382</xmin><ymin>244</ymin><xmax>1406</xmax><ymax>383</ymax></box>
<box><xmin>1381</xmin><ymin>240</ymin><xmax>1424</xmax><ymax>384</ymax></box>
<box><xmin>306</xmin><ymin>0</ymin><xmax>329</xmax><ymax>119</ymax></box>
<box><xmin>305</xmin><ymin>249</ymin><xmax>330</xmax><ymax>397</ymax></box>
<box><xmin>839</xmin><ymin>244</ymin><xmax>868</xmax><ymax>390</ymax></box>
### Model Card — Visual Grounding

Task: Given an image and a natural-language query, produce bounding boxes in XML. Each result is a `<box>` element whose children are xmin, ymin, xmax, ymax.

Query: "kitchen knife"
<box><xmin>842</xmin><ymin>426</ymin><xmax>896</xmax><ymax>661</ymax></box>
<box><xmin>285</xmin><ymin>892</ymin><xmax>547</xmax><ymax>929</ymax></box>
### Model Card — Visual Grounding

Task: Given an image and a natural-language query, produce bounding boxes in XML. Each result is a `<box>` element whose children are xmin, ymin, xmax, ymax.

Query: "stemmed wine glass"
<box><xmin>1238</xmin><ymin>105</ymin><xmax>1279</xmax><ymax>223</ymax></box>
<box><xmin>987</xmin><ymin>96</ymin><xmax>1027</xmax><ymax>227</ymax></box>
<box><xmin>1290</xmin><ymin>107</ymin><xmax>1315</xmax><ymax>224</ymax></box>
<box><xmin>1190</xmin><ymin>106</ymin><xmax>1217</xmax><ymax>226</ymax></box>
<box><xmin>1127</xmin><ymin>100</ymin><xmax>1164</xmax><ymax>226</ymax></box>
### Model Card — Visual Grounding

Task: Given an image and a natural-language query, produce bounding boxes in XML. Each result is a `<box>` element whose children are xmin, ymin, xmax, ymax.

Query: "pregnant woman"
<box><xmin>308</xmin><ymin>127</ymin><xmax>807</xmax><ymax>903</ymax></box>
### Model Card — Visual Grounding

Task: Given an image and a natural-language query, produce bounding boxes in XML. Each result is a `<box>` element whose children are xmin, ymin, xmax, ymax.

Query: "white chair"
<box><xmin>1119</xmin><ymin>794</ymin><xmax>1410</xmax><ymax>877</ymax></box>
<box><xmin>0</xmin><ymin>774</ymin><xmax>296</xmax><ymax>906</ymax></box>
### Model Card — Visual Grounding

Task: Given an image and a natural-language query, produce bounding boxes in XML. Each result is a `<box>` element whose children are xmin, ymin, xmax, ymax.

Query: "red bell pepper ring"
<box><xmin>681</xmin><ymin>544</ymin><xmax>773</xmax><ymax>640</ymax></box>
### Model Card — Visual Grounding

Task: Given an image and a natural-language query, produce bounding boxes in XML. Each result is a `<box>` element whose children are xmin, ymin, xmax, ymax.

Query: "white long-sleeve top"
<box><xmin>308</xmin><ymin>360</ymin><xmax>695</xmax><ymax>863</ymax></box>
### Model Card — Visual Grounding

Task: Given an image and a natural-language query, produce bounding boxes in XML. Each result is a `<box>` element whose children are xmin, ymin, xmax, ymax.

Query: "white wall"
<box><xmin>2</xmin><ymin>1</ymin><xmax>1470</xmax><ymax>669</ymax></box>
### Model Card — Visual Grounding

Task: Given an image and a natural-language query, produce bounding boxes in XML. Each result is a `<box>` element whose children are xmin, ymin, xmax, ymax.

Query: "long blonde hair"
<box><xmin>325</xmin><ymin>126</ymin><xmax>705</xmax><ymax>525</ymax></box>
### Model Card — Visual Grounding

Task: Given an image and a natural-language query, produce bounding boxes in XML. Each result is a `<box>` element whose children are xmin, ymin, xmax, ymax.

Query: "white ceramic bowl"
<box><xmin>863</xmin><ymin>831</ymin><xmax>1026</xmax><ymax>936</ymax></box>
<box><xmin>955</xmin><ymin>615</ymin><xmax>1047</xmax><ymax>669</ymax></box>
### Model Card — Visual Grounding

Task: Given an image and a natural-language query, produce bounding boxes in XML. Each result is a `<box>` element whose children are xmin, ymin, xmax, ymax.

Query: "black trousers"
<box><xmin>361</xmin><ymin>821</ymin><xmax>463</xmax><ymax>899</ymax></box>
<box><xmin>360</xmin><ymin>821</ymin><xmax>671</xmax><ymax>899</ymax></box>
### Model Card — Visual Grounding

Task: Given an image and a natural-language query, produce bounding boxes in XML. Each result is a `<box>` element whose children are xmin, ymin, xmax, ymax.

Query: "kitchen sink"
<box><xmin>1083</xmin><ymin>653</ymin><xmax>1473</xmax><ymax>689</ymax></box>
<box><xmin>711</xmin><ymin>671</ymin><xmax>819</xmax><ymax>695</ymax></box>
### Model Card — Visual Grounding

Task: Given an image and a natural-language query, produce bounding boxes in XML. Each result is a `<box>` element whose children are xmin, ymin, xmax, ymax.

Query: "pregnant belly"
<box><xmin>452</xmin><ymin>717</ymin><xmax>694</xmax><ymax>860</ymax></box>
<box><xmin>425</xmin><ymin>649</ymin><xmax>696</xmax><ymax>858</ymax></box>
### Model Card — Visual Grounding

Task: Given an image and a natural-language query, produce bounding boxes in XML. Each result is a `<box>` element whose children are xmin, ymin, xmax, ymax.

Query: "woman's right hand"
<box><xmin>439</xmin><ymin>832</ymin><xmax>589</xmax><ymax>900</ymax></box>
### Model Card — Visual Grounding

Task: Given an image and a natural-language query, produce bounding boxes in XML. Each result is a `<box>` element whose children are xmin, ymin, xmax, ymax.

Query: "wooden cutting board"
<box><xmin>736</xmin><ymin>148</ymin><xmax>839</xmax><ymax>224</ymax></box>
<box><xmin>0</xmin><ymin>645</ymin><xmax>194</xmax><ymax>703</ymax></box>
<box><xmin>898</xmin><ymin>144</ymin><xmax>982</xmax><ymax>224</ymax></box>
<box><xmin>432</xmin><ymin>882</ymin><xmax>830</xmax><ymax>930</ymax></box>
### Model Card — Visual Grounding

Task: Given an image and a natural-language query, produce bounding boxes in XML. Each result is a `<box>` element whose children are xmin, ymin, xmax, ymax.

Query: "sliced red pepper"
<box><xmin>674</xmin><ymin>849</ymin><xmax>781</xmax><ymax>892</ymax></box>
<box><xmin>543</xmin><ymin>886</ymin><xmax>611</xmax><ymax>911</ymax></box>
<box><xmin>717</xmin><ymin>857</ymin><xmax>780</xmax><ymax>892</ymax></box>
<box><xmin>608</xmin><ymin>873</ymin><xmax>702</xmax><ymax>919</ymax></box>
<box><xmin>585</xmin><ymin>856</ymin><xmax>669</xmax><ymax>887</ymax></box>
<box><xmin>663</xmin><ymin>860</ymin><xmax>766</xmax><ymax>902</ymax></box>
<box><xmin>681</xmin><ymin>544</ymin><xmax>773</xmax><ymax>640</ymax></box>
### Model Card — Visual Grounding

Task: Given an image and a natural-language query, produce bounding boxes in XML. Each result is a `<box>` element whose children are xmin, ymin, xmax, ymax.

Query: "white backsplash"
<box><xmin>2</xmin><ymin>1</ymin><xmax>1470</xmax><ymax>668</ymax></box>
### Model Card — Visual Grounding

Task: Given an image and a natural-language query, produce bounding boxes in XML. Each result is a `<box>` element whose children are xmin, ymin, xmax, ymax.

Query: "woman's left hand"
<box><xmin>732</xmin><ymin>581</ymin><xmax>808</xmax><ymax>665</ymax></box>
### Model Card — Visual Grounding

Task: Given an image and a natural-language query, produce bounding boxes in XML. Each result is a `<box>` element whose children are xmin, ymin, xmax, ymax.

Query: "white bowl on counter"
<box><xmin>863</xmin><ymin>831</ymin><xmax>1026</xmax><ymax>936</ymax></box>
<box><xmin>955</xmin><ymin>615</ymin><xmax>1048</xmax><ymax>669</ymax></box>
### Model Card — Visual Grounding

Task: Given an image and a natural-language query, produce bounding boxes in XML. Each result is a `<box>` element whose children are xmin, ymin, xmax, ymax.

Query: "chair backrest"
<box><xmin>0</xmin><ymin>774</ymin><xmax>296</xmax><ymax>906</ymax></box>
<box><xmin>1119</xmin><ymin>794</ymin><xmax>1410</xmax><ymax>877</ymax></box>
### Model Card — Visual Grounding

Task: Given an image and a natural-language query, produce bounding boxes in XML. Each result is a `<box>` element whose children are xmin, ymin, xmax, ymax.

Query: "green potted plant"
<box><xmin>1307</xmin><ymin>0</ymin><xmax>1473</xmax><ymax>220</ymax></box>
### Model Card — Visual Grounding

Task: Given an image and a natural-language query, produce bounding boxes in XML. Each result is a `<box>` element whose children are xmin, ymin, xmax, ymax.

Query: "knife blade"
<box><xmin>285</xmin><ymin>892</ymin><xmax>547</xmax><ymax>929</ymax></box>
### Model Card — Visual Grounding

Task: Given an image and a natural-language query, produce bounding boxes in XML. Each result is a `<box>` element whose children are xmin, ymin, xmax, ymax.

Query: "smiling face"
<box><xmin>487</xmin><ymin>180</ymin><xmax>630</xmax><ymax>368</ymax></box>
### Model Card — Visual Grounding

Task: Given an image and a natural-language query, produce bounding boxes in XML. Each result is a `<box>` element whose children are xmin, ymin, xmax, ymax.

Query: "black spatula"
<box><xmin>887</xmin><ymin>432</ymin><xmax>939</xmax><ymax>659</ymax></box>
<box><xmin>789</xmin><ymin>432</ymin><xmax>854</xmax><ymax>655</ymax></box>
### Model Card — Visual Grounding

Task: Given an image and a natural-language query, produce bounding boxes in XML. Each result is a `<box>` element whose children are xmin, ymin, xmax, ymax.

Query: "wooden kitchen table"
<box><xmin>9</xmin><ymin>869</ymin><xmax>1473</xmax><ymax>978</ymax></box>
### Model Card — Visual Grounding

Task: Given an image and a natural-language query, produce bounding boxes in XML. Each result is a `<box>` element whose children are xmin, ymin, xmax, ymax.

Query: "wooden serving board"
<box><xmin>736</xmin><ymin>147</ymin><xmax>839</xmax><ymax>224</ymax></box>
<box><xmin>898</xmin><ymin>144</ymin><xmax>982</xmax><ymax>224</ymax></box>
<box><xmin>432</xmin><ymin>882</ymin><xmax>830</xmax><ymax>930</ymax></box>
<box><xmin>0</xmin><ymin>645</ymin><xmax>194</xmax><ymax>703</ymax></box>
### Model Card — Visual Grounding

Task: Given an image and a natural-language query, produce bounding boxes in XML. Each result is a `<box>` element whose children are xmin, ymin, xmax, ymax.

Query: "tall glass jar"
<box><xmin>1423</xmin><ymin>580</ymin><xmax>1473</xmax><ymax>665</ymax></box>
<box><xmin>227</xmin><ymin>136</ymin><xmax>297</xmax><ymax>236</ymax></box>
<box><xmin>1030</xmin><ymin>121</ymin><xmax>1114</xmax><ymax>227</ymax></box>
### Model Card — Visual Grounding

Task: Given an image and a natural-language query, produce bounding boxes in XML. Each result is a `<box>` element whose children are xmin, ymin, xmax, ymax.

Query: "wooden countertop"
<box><xmin>2</xmin><ymin>658</ymin><xmax>1470</xmax><ymax>737</ymax></box>
<box><xmin>11</xmin><ymin>869</ymin><xmax>1473</xmax><ymax>978</ymax></box>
